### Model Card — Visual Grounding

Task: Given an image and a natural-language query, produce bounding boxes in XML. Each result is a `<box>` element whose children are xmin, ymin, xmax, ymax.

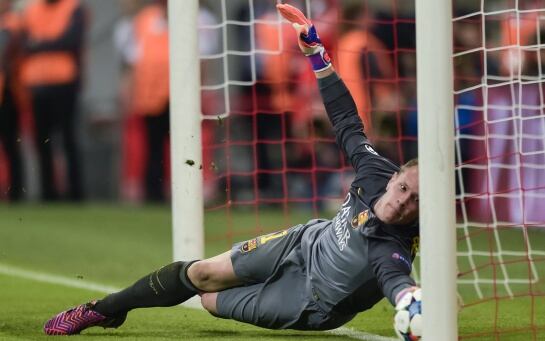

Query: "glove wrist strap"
<box><xmin>307</xmin><ymin>47</ymin><xmax>332</xmax><ymax>72</ymax></box>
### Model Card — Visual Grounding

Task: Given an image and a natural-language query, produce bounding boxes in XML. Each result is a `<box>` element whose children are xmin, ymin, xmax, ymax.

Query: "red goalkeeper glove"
<box><xmin>276</xmin><ymin>3</ymin><xmax>332</xmax><ymax>72</ymax></box>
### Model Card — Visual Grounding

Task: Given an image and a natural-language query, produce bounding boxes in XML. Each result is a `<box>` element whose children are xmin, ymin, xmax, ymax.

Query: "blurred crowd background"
<box><xmin>1</xmin><ymin>0</ymin><xmax>544</xmax><ymax>222</ymax></box>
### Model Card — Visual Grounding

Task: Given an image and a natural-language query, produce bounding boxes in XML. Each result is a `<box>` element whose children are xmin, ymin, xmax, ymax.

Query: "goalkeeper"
<box><xmin>44</xmin><ymin>3</ymin><xmax>421</xmax><ymax>335</ymax></box>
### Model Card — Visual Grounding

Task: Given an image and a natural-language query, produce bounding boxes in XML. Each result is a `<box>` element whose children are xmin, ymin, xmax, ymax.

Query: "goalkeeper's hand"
<box><xmin>395</xmin><ymin>286</ymin><xmax>419</xmax><ymax>306</ymax></box>
<box><xmin>276</xmin><ymin>3</ymin><xmax>332</xmax><ymax>72</ymax></box>
<box><xmin>394</xmin><ymin>286</ymin><xmax>422</xmax><ymax>340</ymax></box>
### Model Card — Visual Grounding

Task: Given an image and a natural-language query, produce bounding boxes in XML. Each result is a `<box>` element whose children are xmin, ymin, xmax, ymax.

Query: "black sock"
<box><xmin>93</xmin><ymin>261</ymin><xmax>199</xmax><ymax>317</ymax></box>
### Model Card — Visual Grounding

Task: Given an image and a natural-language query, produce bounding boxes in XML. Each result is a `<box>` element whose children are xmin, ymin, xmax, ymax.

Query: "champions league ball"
<box><xmin>393</xmin><ymin>288</ymin><xmax>422</xmax><ymax>341</ymax></box>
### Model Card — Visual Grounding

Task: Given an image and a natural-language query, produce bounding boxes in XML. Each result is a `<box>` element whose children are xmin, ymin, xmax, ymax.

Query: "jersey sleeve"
<box><xmin>317</xmin><ymin>73</ymin><xmax>399</xmax><ymax>188</ymax></box>
<box><xmin>368</xmin><ymin>238</ymin><xmax>416</xmax><ymax>306</ymax></box>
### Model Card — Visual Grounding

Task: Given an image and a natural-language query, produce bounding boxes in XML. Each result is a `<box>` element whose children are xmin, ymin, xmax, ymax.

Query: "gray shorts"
<box><xmin>216</xmin><ymin>220</ymin><xmax>355</xmax><ymax>330</ymax></box>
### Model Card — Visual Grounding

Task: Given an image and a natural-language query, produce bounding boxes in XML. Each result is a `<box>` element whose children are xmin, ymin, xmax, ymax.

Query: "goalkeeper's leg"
<box><xmin>44</xmin><ymin>252</ymin><xmax>243</xmax><ymax>335</ymax></box>
<box><xmin>200</xmin><ymin>268</ymin><xmax>355</xmax><ymax>330</ymax></box>
<box><xmin>92</xmin><ymin>261</ymin><xmax>198</xmax><ymax>316</ymax></box>
<box><xmin>94</xmin><ymin>251</ymin><xmax>243</xmax><ymax>316</ymax></box>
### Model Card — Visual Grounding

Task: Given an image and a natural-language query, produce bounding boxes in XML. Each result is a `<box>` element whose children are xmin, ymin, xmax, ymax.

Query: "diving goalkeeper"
<box><xmin>44</xmin><ymin>3</ymin><xmax>421</xmax><ymax>335</ymax></box>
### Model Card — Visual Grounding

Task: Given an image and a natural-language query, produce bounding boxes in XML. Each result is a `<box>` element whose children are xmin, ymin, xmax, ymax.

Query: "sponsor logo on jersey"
<box><xmin>351</xmin><ymin>209</ymin><xmax>370</xmax><ymax>228</ymax></box>
<box><xmin>364</xmin><ymin>144</ymin><xmax>378</xmax><ymax>155</ymax></box>
<box><xmin>240</xmin><ymin>238</ymin><xmax>257</xmax><ymax>253</ymax></box>
<box><xmin>334</xmin><ymin>193</ymin><xmax>352</xmax><ymax>251</ymax></box>
<box><xmin>260</xmin><ymin>230</ymin><xmax>288</xmax><ymax>245</ymax></box>
<box><xmin>392</xmin><ymin>252</ymin><xmax>412</xmax><ymax>271</ymax></box>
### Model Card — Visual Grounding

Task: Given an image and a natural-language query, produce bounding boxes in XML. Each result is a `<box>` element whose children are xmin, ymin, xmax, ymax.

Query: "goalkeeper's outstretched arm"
<box><xmin>277</xmin><ymin>3</ymin><xmax>380</xmax><ymax>173</ymax></box>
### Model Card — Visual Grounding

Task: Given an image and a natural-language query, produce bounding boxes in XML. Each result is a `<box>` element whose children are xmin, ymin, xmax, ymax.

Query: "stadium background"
<box><xmin>1</xmin><ymin>0</ymin><xmax>545</xmax><ymax>340</ymax></box>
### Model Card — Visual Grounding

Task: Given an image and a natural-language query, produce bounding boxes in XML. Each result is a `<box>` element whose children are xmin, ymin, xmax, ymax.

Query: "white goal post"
<box><xmin>168</xmin><ymin>0</ymin><xmax>204</xmax><ymax>262</ymax></box>
<box><xmin>416</xmin><ymin>0</ymin><xmax>458</xmax><ymax>340</ymax></box>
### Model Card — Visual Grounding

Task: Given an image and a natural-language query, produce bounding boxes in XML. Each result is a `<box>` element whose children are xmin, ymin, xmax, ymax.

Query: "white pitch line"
<box><xmin>329</xmin><ymin>327</ymin><xmax>398</xmax><ymax>341</ymax></box>
<box><xmin>0</xmin><ymin>263</ymin><xmax>398</xmax><ymax>341</ymax></box>
<box><xmin>0</xmin><ymin>263</ymin><xmax>120</xmax><ymax>294</ymax></box>
<box><xmin>0</xmin><ymin>263</ymin><xmax>203</xmax><ymax>309</ymax></box>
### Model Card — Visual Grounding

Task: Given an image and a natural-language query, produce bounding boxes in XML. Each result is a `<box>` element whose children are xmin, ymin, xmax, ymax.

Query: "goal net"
<box><xmin>194</xmin><ymin>0</ymin><xmax>545</xmax><ymax>338</ymax></box>
<box><xmin>454</xmin><ymin>1</ymin><xmax>545</xmax><ymax>339</ymax></box>
<box><xmin>198</xmin><ymin>0</ymin><xmax>417</xmax><ymax>253</ymax></box>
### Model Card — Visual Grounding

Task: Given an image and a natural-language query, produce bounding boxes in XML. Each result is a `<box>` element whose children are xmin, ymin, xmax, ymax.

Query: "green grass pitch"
<box><xmin>0</xmin><ymin>204</ymin><xmax>543</xmax><ymax>340</ymax></box>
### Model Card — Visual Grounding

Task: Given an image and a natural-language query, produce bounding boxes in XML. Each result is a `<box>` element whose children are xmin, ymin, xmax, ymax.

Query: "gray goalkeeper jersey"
<box><xmin>299</xmin><ymin>73</ymin><xmax>419</xmax><ymax>316</ymax></box>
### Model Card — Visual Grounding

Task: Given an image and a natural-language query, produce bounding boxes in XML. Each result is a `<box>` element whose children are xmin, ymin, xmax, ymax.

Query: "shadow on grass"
<box><xmin>197</xmin><ymin>329</ymin><xmax>351</xmax><ymax>339</ymax></box>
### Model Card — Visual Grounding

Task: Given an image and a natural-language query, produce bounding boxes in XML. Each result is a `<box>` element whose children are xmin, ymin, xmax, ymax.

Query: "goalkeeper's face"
<box><xmin>374</xmin><ymin>166</ymin><xmax>419</xmax><ymax>225</ymax></box>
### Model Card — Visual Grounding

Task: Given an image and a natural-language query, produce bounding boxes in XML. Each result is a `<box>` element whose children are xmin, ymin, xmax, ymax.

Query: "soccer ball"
<box><xmin>393</xmin><ymin>288</ymin><xmax>422</xmax><ymax>341</ymax></box>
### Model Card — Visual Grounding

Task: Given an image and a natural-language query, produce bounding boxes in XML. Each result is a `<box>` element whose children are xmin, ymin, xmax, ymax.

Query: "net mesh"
<box><xmin>198</xmin><ymin>0</ymin><xmax>545</xmax><ymax>338</ymax></box>
<box><xmin>199</xmin><ymin>0</ymin><xmax>416</xmax><ymax>249</ymax></box>
<box><xmin>453</xmin><ymin>0</ymin><xmax>545</xmax><ymax>338</ymax></box>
